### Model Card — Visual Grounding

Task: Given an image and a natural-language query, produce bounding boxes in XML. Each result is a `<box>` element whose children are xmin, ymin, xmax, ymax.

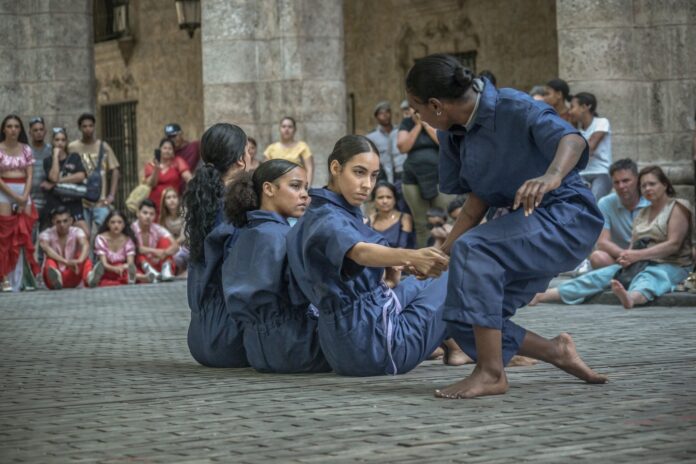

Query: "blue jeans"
<box><xmin>84</xmin><ymin>206</ymin><xmax>111</xmax><ymax>233</ymax></box>
<box><xmin>557</xmin><ymin>263</ymin><xmax>690</xmax><ymax>304</ymax></box>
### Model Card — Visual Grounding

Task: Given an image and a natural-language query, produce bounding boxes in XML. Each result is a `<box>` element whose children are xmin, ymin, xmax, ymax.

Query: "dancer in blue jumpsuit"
<box><xmin>405</xmin><ymin>54</ymin><xmax>608</xmax><ymax>398</ymax></box>
<box><xmin>287</xmin><ymin>135</ymin><xmax>452</xmax><ymax>376</ymax></box>
<box><xmin>184</xmin><ymin>123</ymin><xmax>251</xmax><ymax>368</ymax></box>
<box><xmin>222</xmin><ymin>159</ymin><xmax>331</xmax><ymax>373</ymax></box>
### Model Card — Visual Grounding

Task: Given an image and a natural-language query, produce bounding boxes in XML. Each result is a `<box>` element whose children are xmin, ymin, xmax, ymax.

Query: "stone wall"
<box><xmin>94</xmin><ymin>0</ymin><xmax>204</xmax><ymax>174</ymax></box>
<box><xmin>0</xmin><ymin>0</ymin><xmax>94</xmax><ymax>136</ymax></box>
<box><xmin>344</xmin><ymin>0</ymin><xmax>559</xmax><ymax>134</ymax></box>
<box><xmin>201</xmin><ymin>0</ymin><xmax>346</xmax><ymax>187</ymax></box>
<box><xmin>557</xmin><ymin>0</ymin><xmax>696</xmax><ymax>201</ymax></box>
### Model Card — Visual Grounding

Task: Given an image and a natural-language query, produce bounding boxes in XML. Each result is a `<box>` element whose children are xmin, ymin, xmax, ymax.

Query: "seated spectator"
<box><xmin>529</xmin><ymin>85</ymin><xmax>548</xmax><ymax>101</ymax></box>
<box><xmin>42</xmin><ymin>128</ymin><xmax>89</xmax><ymax>236</ymax></box>
<box><xmin>543</xmin><ymin>78</ymin><xmax>572</xmax><ymax>122</ymax></box>
<box><xmin>88</xmin><ymin>210</ymin><xmax>138</xmax><ymax>287</ymax></box>
<box><xmin>39</xmin><ymin>206</ymin><xmax>92</xmax><ymax>289</ymax></box>
<box><xmin>368</xmin><ymin>181</ymin><xmax>413</xmax><ymax>249</ymax></box>
<box><xmin>590</xmin><ymin>159</ymin><xmax>650</xmax><ymax>269</ymax></box>
<box><xmin>132</xmin><ymin>199</ymin><xmax>178</xmax><ymax>282</ymax></box>
<box><xmin>569</xmin><ymin>92</ymin><xmax>612</xmax><ymax>200</ymax></box>
<box><xmin>158</xmin><ymin>187</ymin><xmax>188</xmax><ymax>274</ymax></box>
<box><xmin>143</xmin><ymin>138</ymin><xmax>192</xmax><ymax>214</ymax></box>
<box><xmin>531</xmin><ymin>166</ymin><xmax>693</xmax><ymax>309</ymax></box>
<box><xmin>246</xmin><ymin>136</ymin><xmax>260</xmax><ymax>169</ymax></box>
<box><xmin>425</xmin><ymin>207</ymin><xmax>451</xmax><ymax>248</ymax></box>
<box><xmin>447</xmin><ymin>196</ymin><xmax>466</xmax><ymax>221</ymax></box>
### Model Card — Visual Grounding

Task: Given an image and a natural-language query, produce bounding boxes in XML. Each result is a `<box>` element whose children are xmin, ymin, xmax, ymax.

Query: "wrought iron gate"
<box><xmin>101</xmin><ymin>101</ymin><xmax>138</xmax><ymax>215</ymax></box>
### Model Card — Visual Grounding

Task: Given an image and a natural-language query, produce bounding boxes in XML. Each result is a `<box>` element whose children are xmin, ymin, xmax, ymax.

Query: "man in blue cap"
<box><xmin>165</xmin><ymin>123</ymin><xmax>200</xmax><ymax>173</ymax></box>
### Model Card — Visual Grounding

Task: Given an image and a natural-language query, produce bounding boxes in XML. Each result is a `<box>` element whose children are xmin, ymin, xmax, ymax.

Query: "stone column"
<box><xmin>202</xmin><ymin>0</ymin><xmax>347</xmax><ymax>186</ymax></box>
<box><xmin>0</xmin><ymin>0</ymin><xmax>94</xmax><ymax>135</ymax></box>
<box><xmin>557</xmin><ymin>0</ymin><xmax>696</xmax><ymax>202</ymax></box>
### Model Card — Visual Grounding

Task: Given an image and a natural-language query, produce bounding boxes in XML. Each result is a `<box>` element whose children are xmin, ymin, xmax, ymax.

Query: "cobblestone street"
<box><xmin>1</xmin><ymin>281</ymin><xmax>695</xmax><ymax>463</ymax></box>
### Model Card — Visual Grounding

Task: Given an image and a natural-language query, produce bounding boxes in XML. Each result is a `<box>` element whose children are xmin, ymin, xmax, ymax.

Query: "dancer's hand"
<box><xmin>407</xmin><ymin>247</ymin><xmax>449</xmax><ymax>278</ymax></box>
<box><xmin>513</xmin><ymin>173</ymin><xmax>562</xmax><ymax>216</ymax></box>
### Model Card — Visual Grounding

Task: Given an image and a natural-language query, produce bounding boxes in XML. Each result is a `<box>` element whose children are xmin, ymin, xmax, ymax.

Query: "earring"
<box><xmin>436</xmin><ymin>111</ymin><xmax>442</xmax><ymax>116</ymax></box>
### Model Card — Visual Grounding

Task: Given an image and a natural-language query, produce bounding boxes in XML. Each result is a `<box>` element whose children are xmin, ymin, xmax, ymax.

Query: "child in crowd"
<box><xmin>39</xmin><ymin>206</ymin><xmax>92</xmax><ymax>289</ymax></box>
<box><xmin>88</xmin><ymin>210</ymin><xmax>138</xmax><ymax>287</ymax></box>
<box><xmin>132</xmin><ymin>199</ymin><xmax>178</xmax><ymax>282</ymax></box>
<box><xmin>158</xmin><ymin>187</ymin><xmax>188</xmax><ymax>273</ymax></box>
<box><xmin>223</xmin><ymin>159</ymin><xmax>330</xmax><ymax>373</ymax></box>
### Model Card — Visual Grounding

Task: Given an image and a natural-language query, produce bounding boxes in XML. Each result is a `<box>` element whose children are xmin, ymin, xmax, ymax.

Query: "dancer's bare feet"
<box><xmin>443</xmin><ymin>339</ymin><xmax>473</xmax><ymax>366</ymax></box>
<box><xmin>549</xmin><ymin>333</ymin><xmax>607</xmax><ymax>383</ymax></box>
<box><xmin>435</xmin><ymin>366</ymin><xmax>508</xmax><ymax>399</ymax></box>
<box><xmin>527</xmin><ymin>288</ymin><xmax>560</xmax><ymax>306</ymax></box>
<box><xmin>507</xmin><ymin>355</ymin><xmax>538</xmax><ymax>367</ymax></box>
<box><xmin>428</xmin><ymin>346</ymin><xmax>445</xmax><ymax>360</ymax></box>
<box><xmin>610</xmin><ymin>279</ymin><xmax>642</xmax><ymax>309</ymax></box>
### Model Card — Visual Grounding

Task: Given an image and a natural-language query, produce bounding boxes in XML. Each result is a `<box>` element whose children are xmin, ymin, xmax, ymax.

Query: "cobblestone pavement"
<box><xmin>1</xmin><ymin>281</ymin><xmax>695</xmax><ymax>463</ymax></box>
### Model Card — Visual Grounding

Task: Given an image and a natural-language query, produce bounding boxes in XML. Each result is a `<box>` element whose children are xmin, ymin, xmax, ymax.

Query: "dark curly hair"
<box><xmin>183</xmin><ymin>123</ymin><xmax>247</xmax><ymax>263</ymax></box>
<box><xmin>98</xmin><ymin>209</ymin><xmax>140</xmax><ymax>254</ymax></box>
<box><xmin>225</xmin><ymin>159</ymin><xmax>300</xmax><ymax>227</ymax></box>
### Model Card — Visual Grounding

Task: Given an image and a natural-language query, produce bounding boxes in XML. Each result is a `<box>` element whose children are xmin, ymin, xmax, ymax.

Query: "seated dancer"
<box><xmin>405</xmin><ymin>54</ymin><xmax>607</xmax><ymax>398</ymax></box>
<box><xmin>88</xmin><ymin>210</ymin><xmax>138</xmax><ymax>287</ymax></box>
<box><xmin>286</xmin><ymin>135</ymin><xmax>452</xmax><ymax>377</ymax></box>
<box><xmin>132</xmin><ymin>199</ymin><xmax>178</xmax><ymax>282</ymax></box>
<box><xmin>222</xmin><ymin>159</ymin><xmax>330</xmax><ymax>373</ymax></box>
<box><xmin>39</xmin><ymin>205</ymin><xmax>92</xmax><ymax>289</ymax></box>
<box><xmin>184</xmin><ymin>123</ymin><xmax>252</xmax><ymax>368</ymax></box>
<box><xmin>531</xmin><ymin>166</ymin><xmax>693</xmax><ymax>309</ymax></box>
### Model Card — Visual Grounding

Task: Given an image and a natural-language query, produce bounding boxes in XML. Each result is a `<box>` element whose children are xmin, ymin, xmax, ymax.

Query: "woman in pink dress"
<box><xmin>88</xmin><ymin>209</ymin><xmax>140</xmax><ymax>287</ymax></box>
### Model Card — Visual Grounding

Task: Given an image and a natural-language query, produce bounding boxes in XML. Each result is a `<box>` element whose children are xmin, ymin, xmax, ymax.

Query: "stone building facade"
<box><xmin>1</xmin><ymin>0</ymin><xmax>693</xmax><ymax>202</ymax></box>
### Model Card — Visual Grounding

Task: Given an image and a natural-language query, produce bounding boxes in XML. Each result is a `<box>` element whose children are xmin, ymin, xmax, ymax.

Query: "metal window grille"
<box><xmin>450</xmin><ymin>51</ymin><xmax>477</xmax><ymax>74</ymax></box>
<box><xmin>101</xmin><ymin>102</ymin><xmax>138</xmax><ymax>215</ymax></box>
<box><xmin>93</xmin><ymin>0</ymin><xmax>125</xmax><ymax>43</ymax></box>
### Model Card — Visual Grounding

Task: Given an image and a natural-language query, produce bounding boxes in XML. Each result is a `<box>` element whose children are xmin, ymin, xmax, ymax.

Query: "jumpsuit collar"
<box><xmin>448</xmin><ymin>78</ymin><xmax>497</xmax><ymax>135</ymax></box>
<box><xmin>309</xmin><ymin>187</ymin><xmax>364</xmax><ymax>220</ymax></box>
<box><xmin>246</xmin><ymin>210</ymin><xmax>289</xmax><ymax>227</ymax></box>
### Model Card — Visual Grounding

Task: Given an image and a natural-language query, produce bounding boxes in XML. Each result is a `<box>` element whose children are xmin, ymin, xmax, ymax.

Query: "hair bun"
<box><xmin>454</xmin><ymin>66</ymin><xmax>473</xmax><ymax>88</ymax></box>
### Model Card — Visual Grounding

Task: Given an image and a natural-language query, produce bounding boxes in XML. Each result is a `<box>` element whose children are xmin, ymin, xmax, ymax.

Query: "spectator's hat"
<box><xmin>373</xmin><ymin>101</ymin><xmax>391</xmax><ymax>116</ymax></box>
<box><xmin>164</xmin><ymin>123</ymin><xmax>182</xmax><ymax>137</ymax></box>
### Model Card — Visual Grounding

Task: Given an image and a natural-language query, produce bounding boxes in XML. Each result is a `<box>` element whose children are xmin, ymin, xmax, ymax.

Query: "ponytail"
<box><xmin>405</xmin><ymin>54</ymin><xmax>475</xmax><ymax>102</ymax></box>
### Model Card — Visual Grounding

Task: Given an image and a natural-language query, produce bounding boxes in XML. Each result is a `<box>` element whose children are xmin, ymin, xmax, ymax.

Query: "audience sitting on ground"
<box><xmin>569</xmin><ymin>92</ymin><xmax>613</xmax><ymax>200</ymax></box>
<box><xmin>590</xmin><ymin>159</ymin><xmax>650</xmax><ymax>269</ymax></box>
<box><xmin>531</xmin><ymin>166</ymin><xmax>693</xmax><ymax>309</ymax></box>
<box><xmin>132</xmin><ymin>199</ymin><xmax>178</xmax><ymax>282</ymax></box>
<box><xmin>368</xmin><ymin>181</ymin><xmax>414</xmax><ymax>249</ymax></box>
<box><xmin>39</xmin><ymin>206</ymin><xmax>92</xmax><ymax>290</ymax></box>
<box><xmin>158</xmin><ymin>187</ymin><xmax>188</xmax><ymax>274</ymax></box>
<box><xmin>88</xmin><ymin>210</ymin><xmax>138</xmax><ymax>287</ymax></box>
<box><xmin>425</xmin><ymin>207</ymin><xmax>451</xmax><ymax>248</ymax></box>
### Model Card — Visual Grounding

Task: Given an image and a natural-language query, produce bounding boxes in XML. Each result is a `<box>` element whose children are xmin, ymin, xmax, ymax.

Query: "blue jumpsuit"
<box><xmin>187</xmin><ymin>221</ymin><xmax>248</xmax><ymax>368</ymax></box>
<box><xmin>223</xmin><ymin>210</ymin><xmax>331</xmax><ymax>374</ymax></box>
<box><xmin>287</xmin><ymin>188</ymin><xmax>449</xmax><ymax>376</ymax></box>
<box><xmin>437</xmin><ymin>79</ymin><xmax>604</xmax><ymax>364</ymax></box>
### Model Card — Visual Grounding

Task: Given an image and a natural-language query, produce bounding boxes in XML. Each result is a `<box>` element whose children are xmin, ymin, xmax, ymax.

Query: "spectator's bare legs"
<box><xmin>610</xmin><ymin>279</ymin><xmax>647</xmax><ymax>309</ymax></box>
<box><xmin>528</xmin><ymin>288</ymin><xmax>561</xmax><ymax>306</ymax></box>
<box><xmin>589</xmin><ymin>250</ymin><xmax>615</xmax><ymax>269</ymax></box>
<box><xmin>442</xmin><ymin>338</ymin><xmax>472</xmax><ymax>365</ymax></box>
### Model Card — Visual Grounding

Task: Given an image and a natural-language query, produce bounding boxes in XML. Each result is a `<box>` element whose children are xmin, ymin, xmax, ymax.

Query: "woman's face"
<box><xmin>331</xmin><ymin>151</ymin><xmax>381</xmax><ymax>206</ymax></box>
<box><xmin>265</xmin><ymin>167</ymin><xmax>309</xmax><ymax>219</ymax></box>
<box><xmin>53</xmin><ymin>132</ymin><xmax>67</xmax><ymax>150</ymax></box>
<box><xmin>374</xmin><ymin>186</ymin><xmax>396</xmax><ymax>213</ymax></box>
<box><xmin>108</xmin><ymin>214</ymin><xmax>125</xmax><ymax>234</ymax></box>
<box><xmin>2</xmin><ymin>118</ymin><xmax>21</xmax><ymax>141</ymax></box>
<box><xmin>164</xmin><ymin>189</ymin><xmax>179</xmax><ymax>213</ymax></box>
<box><xmin>640</xmin><ymin>173</ymin><xmax>666</xmax><ymax>202</ymax></box>
<box><xmin>160</xmin><ymin>141</ymin><xmax>175</xmax><ymax>161</ymax></box>
<box><xmin>543</xmin><ymin>87</ymin><xmax>561</xmax><ymax>106</ymax></box>
<box><xmin>568</xmin><ymin>98</ymin><xmax>587</xmax><ymax>123</ymax></box>
<box><xmin>279</xmin><ymin>119</ymin><xmax>296</xmax><ymax>141</ymax></box>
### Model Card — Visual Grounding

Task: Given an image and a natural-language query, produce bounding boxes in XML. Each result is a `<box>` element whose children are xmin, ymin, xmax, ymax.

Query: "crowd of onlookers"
<box><xmin>1</xmin><ymin>72</ymin><xmax>693</xmax><ymax>303</ymax></box>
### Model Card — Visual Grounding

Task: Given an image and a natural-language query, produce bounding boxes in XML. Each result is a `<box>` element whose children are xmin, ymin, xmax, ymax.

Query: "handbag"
<box><xmin>126</xmin><ymin>183</ymin><xmax>152</xmax><ymax>214</ymax></box>
<box><xmin>52</xmin><ymin>143</ymin><xmax>104</xmax><ymax>202</ymax></box>
<box><xmin>613</xmin><ymin>238</ymin><xmax>653</xmax><ymax>288</ymax></box>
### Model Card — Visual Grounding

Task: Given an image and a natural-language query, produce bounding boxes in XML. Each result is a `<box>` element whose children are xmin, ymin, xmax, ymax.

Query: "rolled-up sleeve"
<box><xmin>527</xmin><ymin>106</ymin><xmax>588</xmax><ymax>170</ymax></box>
<box><xmin>437</xmin><ymin>131</ymin><xmax>470</xmax><ymax>195</ymax></box>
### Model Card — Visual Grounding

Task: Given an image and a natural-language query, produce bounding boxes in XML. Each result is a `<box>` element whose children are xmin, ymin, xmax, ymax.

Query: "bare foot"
<box><xmin>443</xmin><ymin>349</ymin><xmax>474</xmax><ymax>366</ymax></box>
<box><xmin>528</xmin><ymin>293</ymin><xmax>542</xmax><ymax>306</ymax></box>
<box><xmin>550</xmin><ymin>333</ymin><xmax>607</xmax><ymax>384</ymax></box>
<box><xmin>507</xmin><ymin>355</ymin><xmax>538</xmax><ymax>367</ymax></box>
<box><xmin>611</xmin><ymin>279</ymin><xmax>634</xmax><ymax>309</ymax></box>
<box><xmin>428</xmin><ymin>346</ymin><xmax>445</xmax><ymax>360</ymax></box>
<box><xmin>435</xmin><ymin>366</ymin><xmax>508</xmax><ymax>399</ymax></box>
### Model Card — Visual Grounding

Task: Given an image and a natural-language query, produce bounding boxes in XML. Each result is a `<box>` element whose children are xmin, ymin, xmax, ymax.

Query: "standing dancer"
<box><xmin>223</xmin><ymin>159</ymin><xmax>330</xmax><ymax>373</ymax></box>
<box><xmin>184</xmin><ymin>123</ymin><xmax>252</xmax><ymax>368</ymax></box>
<box><xmin>405</xmin><ymin>54</ymin><xmax>608</xmax><ymax>398</ymax></box>
<box><xmin>286</xmin><ymin>135</ymin><xmax>451</xmax><ymax>376</ymax></box>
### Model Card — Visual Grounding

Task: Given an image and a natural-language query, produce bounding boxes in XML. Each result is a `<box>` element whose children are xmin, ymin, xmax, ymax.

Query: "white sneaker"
<box><xmin>142</xmin><ymin>262</ymin><xmax>160</xmax><ymax>283</ymax></box>
<box><xmin>47</xmin><ymin>267</ymin><xmax>63</xmax><ymax>290</ymax></box>
<box><xmin>575</xmin><ymin>259</ymin><xmax>592</xmax><ymax>275</ymax></box>
<box><xmin>87</xmin><ymin>261</ymin><xmax>104</xmax><ymax>288</ymax></box>
<box><xmin>160</xmin><ymin>262</ymin><xmax>174</xmax><ymax>282</ymax></box>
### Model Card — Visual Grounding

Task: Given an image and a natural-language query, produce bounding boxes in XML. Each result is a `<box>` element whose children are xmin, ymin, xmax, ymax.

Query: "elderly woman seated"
<box><xmin>531</xmin><ymin>166</ymin><xmax>693</xmax><ymax>309</ymax></box>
